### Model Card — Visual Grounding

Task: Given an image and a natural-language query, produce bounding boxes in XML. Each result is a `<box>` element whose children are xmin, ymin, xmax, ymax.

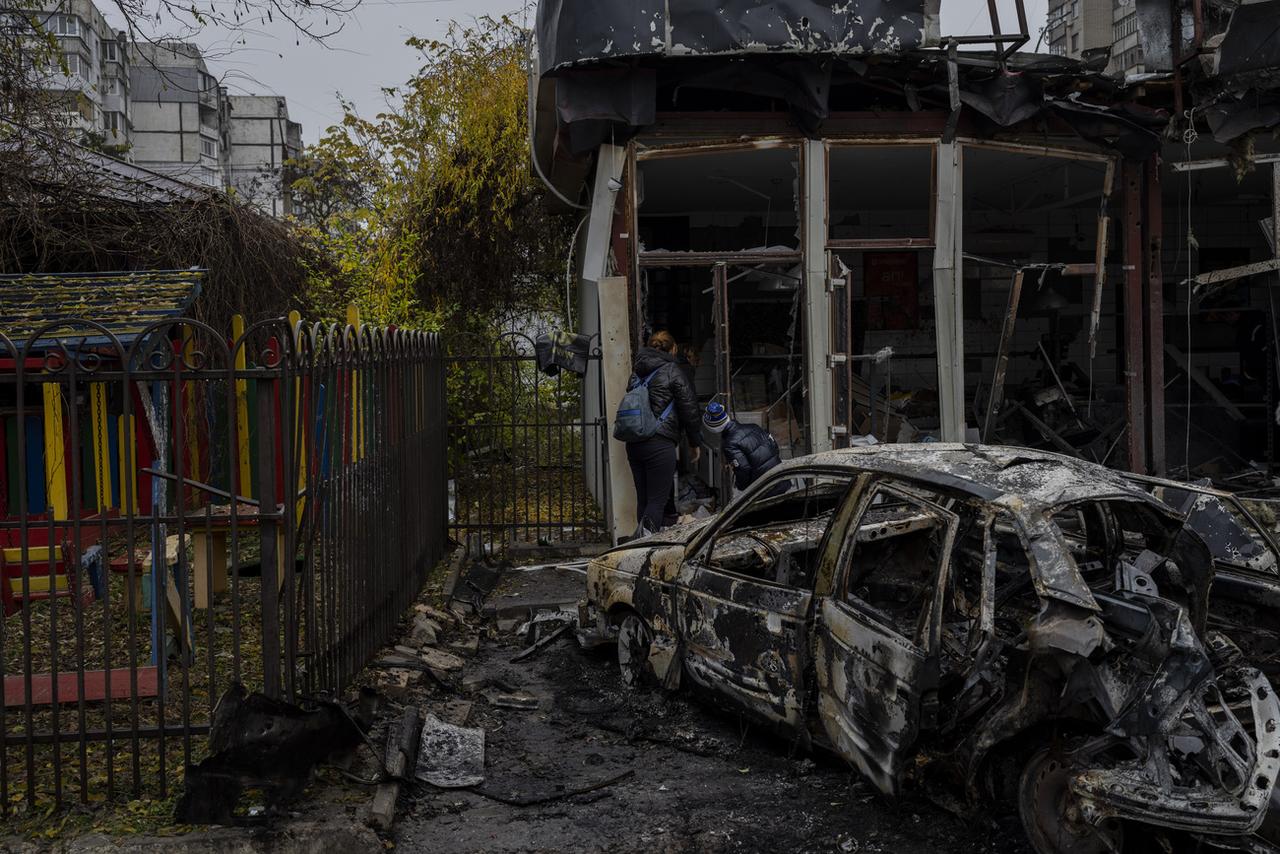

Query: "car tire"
<box><xmin>1018</xmin><ymin>745</ymin><xmax>1123</xmax><ymax>854</ymax></box>
<box><xmin>617</xmin><ymin>613</ymin><xmax>653</xmax><ymax>689</ymax></box>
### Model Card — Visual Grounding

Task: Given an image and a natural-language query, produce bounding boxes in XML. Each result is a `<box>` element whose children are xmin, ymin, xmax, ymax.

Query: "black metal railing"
<box><xmin>446</xmin><ymin>331</ymin><xmax>609</xmax><ymax>553</ymax></box>
<box><xmin>0</xmin><ymin>316</ymin><xmax>446</xmax><ymax>812</ymax></box>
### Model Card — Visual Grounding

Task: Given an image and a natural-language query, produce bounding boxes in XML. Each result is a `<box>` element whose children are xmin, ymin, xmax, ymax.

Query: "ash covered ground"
<box><xmin>396</xmin><ymin>633</ymin><xmax>1031</xmax><ymax>854</ymax></box>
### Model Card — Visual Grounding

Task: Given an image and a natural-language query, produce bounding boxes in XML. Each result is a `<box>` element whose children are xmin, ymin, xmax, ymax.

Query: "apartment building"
<box><xmin>3</xmin><ymin>0</ymin><xmax>131</xmax><ymax>146</ymax></box>
<box><xmin>9</xmin><ymin>0</ymin><xmax>303</xmax><ymax>216</ymax></box>
<box><xmin>1046</xmin><ymin>0</ymin><xmax>1146</xmax><ymax>77</ymax></box>
<box><xmin>225</xmin><ymin>95</ymin><xmax>303</xmax><ymax>218</ymax></box>
<box><xmin>128</xmin><ymin>41</ymin><xmax>230</xmax><ymax>188</ymax></box>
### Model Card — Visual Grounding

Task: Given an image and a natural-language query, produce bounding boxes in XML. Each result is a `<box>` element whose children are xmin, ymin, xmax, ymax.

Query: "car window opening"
<box><xmin>708</xmin><ymin>473</ymin><xmax>856</xmax><ymax>589</ymax></box>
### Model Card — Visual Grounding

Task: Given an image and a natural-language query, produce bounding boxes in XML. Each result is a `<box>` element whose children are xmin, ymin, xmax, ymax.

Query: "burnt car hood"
<box><xmin>606</xmin><ymin>517</ymin><xmax>717</xmax><ymax>553</ymax></box>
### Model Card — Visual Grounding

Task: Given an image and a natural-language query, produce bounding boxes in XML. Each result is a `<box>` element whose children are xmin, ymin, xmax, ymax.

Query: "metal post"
<box><xmin>933</xmin><ymin>141</ymin><xmax>967</xmax><ymax>442</ymax></box>
<box><xmin>1144</xmin><ymin>155</ymin><xmax>1166</xmax><ymax>475</ymax></box>
<box><xmin>1122</xmin><ymin>160</ymin><xmax>1148</xmax><ymax>473</ymax></box>
<box><xmin>983</xmin><ymin>270</ymin><xmax>1025</xmax><ymax>441</ymax></box>
<box><xmin>256</xmin><ymin>378</ymin><xmax>280</xmax><ymax>699</ymax></box>
<box><xmin>1271</xmin><ymin>162</ymin><xmax>1280</xmax><ymax>474</ymax></box>
<box><xmin>803</xmin><ymin>139</ymin><xmax>833</xmax><ymax>452</ymax></box>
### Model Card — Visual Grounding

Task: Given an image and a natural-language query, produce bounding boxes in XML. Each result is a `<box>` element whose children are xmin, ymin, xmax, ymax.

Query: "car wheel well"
<box><xmin>978</xmin><ymin>720</ymin><xmax>1104</xmax><ymax>809</ymax></box>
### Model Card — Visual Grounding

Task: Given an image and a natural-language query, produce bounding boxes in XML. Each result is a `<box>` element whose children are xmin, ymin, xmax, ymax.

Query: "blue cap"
<box><xmin>703</xmin><ymin>402</ymin><xmax>729</xmax><ymax>433</ymax></box>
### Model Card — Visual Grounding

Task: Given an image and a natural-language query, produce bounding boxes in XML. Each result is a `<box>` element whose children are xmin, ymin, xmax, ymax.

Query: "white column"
<box><xmin>597</xmin><ymin>277</ymin><xmax>635</xmax><ymax>543</ymax></box>
<box><xmin>581</xmin><ymin>144</ymin><xmax>626</xmax><ymax>285</ymax></box>
<box><xmin>932</xmin><ymin>141</ymin><xmax>967</xmax><ymax>442</ymax></box>
<box><xmin>803</xmin><ymin>139</ymin><xmax>833</xmax><ymax>453</ymax></box>
<box><xmin>580</xmin><ymin>144</ymin><xmax>627</xmax><ymax>539</ymax></box>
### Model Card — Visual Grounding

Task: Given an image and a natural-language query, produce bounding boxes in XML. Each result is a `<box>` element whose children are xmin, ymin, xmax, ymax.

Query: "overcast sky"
<box><xmin>105</xmin><ymin>0</ymin><xmax>1050</xmax><ymax>145</ymax></box>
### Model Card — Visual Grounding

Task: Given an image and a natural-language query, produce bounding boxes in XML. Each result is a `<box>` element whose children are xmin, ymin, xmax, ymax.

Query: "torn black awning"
<box><xmin>537</xmin><ymin>0</ymin><xmax>942</xmax><ymax>75</ymax></box>
<box><xmin>1216</xmin><ymin>0</ymin><xmax>1280</xmax><ymax>80</ymax></box>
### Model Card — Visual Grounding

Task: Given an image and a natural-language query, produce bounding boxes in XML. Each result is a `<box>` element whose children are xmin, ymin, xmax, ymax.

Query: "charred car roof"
<box><xmin>779</xmin><ymin>443</ymin><xmax>1167</xmax><ymax>513</ymax></box>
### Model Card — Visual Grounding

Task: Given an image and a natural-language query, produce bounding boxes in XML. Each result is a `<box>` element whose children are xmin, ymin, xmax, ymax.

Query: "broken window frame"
<box><xmin>834</xmin><ymin>479</ymin><xmax>960</xmax><ymax>654</ymax></box>
<box><xmin>632</xmin><ymin>138</ymin><xmax>805</xmax><ymax>261</ymax></box>
<box><xmin>824</xmin><ymin>140</ymin><xmax>938</xmax><ymax>447</ymax></box>
<box><xmin>698</xmin><ymin>468</ymin><xmax>858</xmax><ymax>589</ymax></box>
<box><xmin>631</xmin><ymin>143</ymin><xmax>811</xmax><ymax>480</ymax></box>
<box><xmin>957</xmin><ymin>139</ymin><xmax>1119</xmax><ymax>433</ymax></box>
<box><xmin>631</xmin><ymin>140</ymin><xmax>808</xmax><ymax>484</ymax></box>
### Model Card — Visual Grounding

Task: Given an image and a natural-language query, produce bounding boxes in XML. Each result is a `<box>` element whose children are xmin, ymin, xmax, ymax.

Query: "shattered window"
<box><xmin>840</xmin><ymin>485</ymin><xmax>953</xmax><ymax>644</ymax></box>
<box><xmin>707</xmin><ymin>472</ymin><xmax>855</xmax><ymax>589</ymax></box>
<box><xmin>636</xmin><ymin>146</ymin><xmax>800</xmax><ymax>253</ymax></box>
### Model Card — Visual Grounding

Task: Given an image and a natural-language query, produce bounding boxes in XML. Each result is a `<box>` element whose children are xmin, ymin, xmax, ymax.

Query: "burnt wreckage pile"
<box><xmin>580</xmin><ymin>446</ymin><xmax>1280</xmax><ymax>853</ymax></box>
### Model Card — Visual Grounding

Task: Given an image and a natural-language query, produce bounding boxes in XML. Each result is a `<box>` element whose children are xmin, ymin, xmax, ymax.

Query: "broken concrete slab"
<box><xmin>416</xmin><ymin>713</ymin><xmax>485</xmax><ymax>789</ymax></box>
<box><xmin>511</xmin><ymin>621</ymin><xmax>573</xmax><ymax>663</ymax></box>
<box><xmin>516</xmin><ymin>607</ymin><xmax>577</xmax><ymax>643</ymax></box>
<box><xmin>420</xmin><ymin>648</ymin><xmax>465</xmax><ymax>673</ymax></box>
<box><xmin>446</xmin><ymin>635</ymin><xmax>479</xmax><ymax>656</ymax></box>
<box><xmin>415</xmin><ymin>603</ymin><xmax>459</xmax><ymax>627</ymax></box>
<box><xmin>410</xmin><ymin>615</ymin><xmax>440</xmax><ymax>646</ymax></box>
<box><xmin>481</xmin><ymin>565</ymin><xmax>584</xmax><ymax>621</ymax></box>
<box><xmin>376</xmin><ymin>667</ymin><xmax>424</xmax><ymax>701</ymax></box>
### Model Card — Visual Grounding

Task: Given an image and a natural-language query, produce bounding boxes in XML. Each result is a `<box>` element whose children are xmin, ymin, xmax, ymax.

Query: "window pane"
<box><xmin>829</xmin><ymin>145</ymin><xmax>933</xmax><ymax>241</ymax></box>
<box><xmin>637</xmin><ymin>147</ymin><xmax>800</xmax><ymax>253</ymax></box>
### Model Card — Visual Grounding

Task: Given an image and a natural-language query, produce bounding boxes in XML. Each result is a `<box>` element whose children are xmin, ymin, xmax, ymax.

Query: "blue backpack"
<box><xmin>613</xmin><ymin>369</ymin><xmax>675</xmax><ymax>442</ymax></box>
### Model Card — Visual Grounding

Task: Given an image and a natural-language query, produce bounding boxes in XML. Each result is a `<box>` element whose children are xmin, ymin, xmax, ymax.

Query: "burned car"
<box><xmin>580</xmin><ymin>445</ymin><xmax>1280</xmax><ymax>853</ymax></box>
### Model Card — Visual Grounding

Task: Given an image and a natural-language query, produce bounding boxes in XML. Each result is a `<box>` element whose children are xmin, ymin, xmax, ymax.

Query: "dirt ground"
<box><xmin>395</xmin><ymin>623</ymin><xmax>1032</xmax><ymax>854</ymax></box>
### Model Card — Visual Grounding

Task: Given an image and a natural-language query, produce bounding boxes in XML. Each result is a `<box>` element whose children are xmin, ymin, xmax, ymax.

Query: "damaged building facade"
<box><xmin>531</xmin><ymin>0</ymin><xmax>1280</xmax><ymax>539</ymax></box>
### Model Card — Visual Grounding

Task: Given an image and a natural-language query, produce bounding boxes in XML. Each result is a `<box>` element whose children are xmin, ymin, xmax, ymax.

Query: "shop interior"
<box><xmin>624</xmin><ymin>136</ymin><xmax>1280</xmax><ymax>510</ymax></box>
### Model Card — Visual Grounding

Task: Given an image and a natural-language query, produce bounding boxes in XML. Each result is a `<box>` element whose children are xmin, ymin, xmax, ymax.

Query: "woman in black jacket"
<box><xmin>626</xmin><ymin>330</ymin><xmax>702</xmax><ymax>536</ymax></box>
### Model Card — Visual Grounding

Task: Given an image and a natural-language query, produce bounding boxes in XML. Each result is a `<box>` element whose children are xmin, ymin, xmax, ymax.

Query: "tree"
<box><xmin>290</xmin><ymin>16</ymin><xmax>572</xmax><ymax>329</ymax></box>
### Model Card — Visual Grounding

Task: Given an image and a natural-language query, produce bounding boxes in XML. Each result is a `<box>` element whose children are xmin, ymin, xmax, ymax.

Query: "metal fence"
<box><xmin>446</xmin><ymin>331</ymin><xmax>609</xmax><ymax>553</ymax></box>
<box><xmin>0</xmin><ymin>316</ymin><xmax>446</xmax><ymax>812</ymax></box>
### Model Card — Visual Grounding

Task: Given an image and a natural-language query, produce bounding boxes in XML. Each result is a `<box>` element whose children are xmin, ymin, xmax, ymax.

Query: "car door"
<box><xmin>679</xmin><ymin>469</ymin><xmax>857</xmax><ymax>735</ymax></box>
<box><xmin>813</xmin><ymin>480</ymin><xmax>959</xmax><ymax>795</ymax></box>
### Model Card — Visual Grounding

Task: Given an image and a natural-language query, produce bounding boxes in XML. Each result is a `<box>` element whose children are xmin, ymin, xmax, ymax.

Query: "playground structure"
<box><xmin>0</xmin><ymin>276</ymin><xmax>447</xmax><ymax>810</ymax></box>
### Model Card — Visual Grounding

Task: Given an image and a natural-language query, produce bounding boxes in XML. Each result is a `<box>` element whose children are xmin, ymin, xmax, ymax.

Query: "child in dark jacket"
<box><xmin>702</xmin><ymin>402</ymin><xmax>782</xmax><ymax>491</ymax></box>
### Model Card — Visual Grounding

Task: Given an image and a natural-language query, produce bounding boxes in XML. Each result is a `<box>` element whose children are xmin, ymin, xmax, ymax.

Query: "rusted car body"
<box><xmin>580</xmin><ymin>445</ymin><xmax>1280</xmax><ymax>853</ymax></box>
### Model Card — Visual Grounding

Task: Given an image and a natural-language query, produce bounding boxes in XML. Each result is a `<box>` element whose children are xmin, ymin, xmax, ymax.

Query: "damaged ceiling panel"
<box><xmin>537</xmin><ymin>0</ymin><xmax>942</xmax><ymax>75</ymax></box>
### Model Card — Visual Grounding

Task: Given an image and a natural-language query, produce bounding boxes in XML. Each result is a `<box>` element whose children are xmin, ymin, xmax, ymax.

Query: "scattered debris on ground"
<box><xmin>175</xmin><ymin>685</ymin><xmax>365</xmax><ymax>825</ymax></box>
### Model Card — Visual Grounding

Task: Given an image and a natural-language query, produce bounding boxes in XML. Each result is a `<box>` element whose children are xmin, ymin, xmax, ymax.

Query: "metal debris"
<box><xmin>489</xmin><ymin>690</ymin><xmax>540</xmax><ymax>710</ymax></box>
